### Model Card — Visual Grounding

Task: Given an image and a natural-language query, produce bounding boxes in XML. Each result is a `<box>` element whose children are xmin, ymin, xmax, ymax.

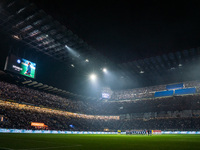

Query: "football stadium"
<box><xmin>0</xmin><ymin>0</ymin><xmax>200</xmax><ymax>150</ymax></box>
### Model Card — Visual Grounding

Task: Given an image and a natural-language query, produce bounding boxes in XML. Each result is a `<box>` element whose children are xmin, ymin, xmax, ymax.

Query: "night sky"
<box><xmin>31</xmin><ymin>0</ymin><xmax>200</xmax><ymax>63</ymax></box>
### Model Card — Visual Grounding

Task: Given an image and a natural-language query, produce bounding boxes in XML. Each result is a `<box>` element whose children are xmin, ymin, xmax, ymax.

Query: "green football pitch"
<box><xmin>0</xmin><ymin>134</ymin><xmax>200</xmax><ymax>150</ymax></box>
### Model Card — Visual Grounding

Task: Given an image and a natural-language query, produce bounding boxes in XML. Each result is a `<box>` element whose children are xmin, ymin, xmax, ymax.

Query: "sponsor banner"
<box><xmin>0</xmin><ymin>129</ymin><xmax>124</xmax><ymax>134</ymax></box>
<box><xmin>10</xmin><ymin>129</ymin><xmax>22</xmax><ymax>133</ymax></box>
<box><xmin>59</xmin><ymin>131</ymin><xmax>65</xmax><ymax>134</ymax></box>
<box><xmin>34</xmin><ymin>130</ymin><xmax>42</xmax><ymax>133</ymax></box>
<box><xmin>196</xmin><ymin>131</ymin><xmax>200</xmax><ymax>134</ymax></box>
<box><xmin>24</xmin><ymin>130</ymin><xmax>33</xmax><ymax>133</ymax></box>
<box><xmin>43</xmin><ymin>130</ymin><xmax>51</xmax><ymax>133</ymax></box>
<box><xmin>153</xmin><ymin>130</ymin><xmax>162</xmax><ymax>135</ymax></box>
<box><xmin>162</xmin><ymin>131</ymin><xmax>200</xmax><ymax>134</ymax></box>
<box><xmin>1</xmin><ymin>129</ymin><xmax>198</xmax><ymax>135</ymax></box>
<box><xmin>0</xmin><ymin>129</ymin><xmax>10</xmax><ymax>133</ymax></box>
<box><xmin>51</xmin><ymin>130</ymin><xmax>58</xmax><ymax>134</ymax></box>
<box><xmin>121</xmin><ymin>132</ymin><xmax>126</xmax><ymax>134</ymax></box>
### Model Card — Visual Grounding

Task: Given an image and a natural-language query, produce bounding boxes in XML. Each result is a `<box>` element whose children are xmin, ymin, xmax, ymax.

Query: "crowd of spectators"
<box><xmin>1</xmin><ymin>100</ymin><xmax>200</xmax><ymax>131</ymax></box>
<box><xmin>0</xmin><ymin>100</ymin><xmax>120</xmax><ymax>131</ymax></box>
<box><xmin>111</xmin><ymin>80</ymin><xmax>200</xmax><ymax>100</ymax></box>
<box><xmin>1</xmin><ymin>80</ymin><xmax>200</xmax><ymax>131</ymax></box>
<box><xmin>1</xmin><ymin>81</ymin><xmax>200</xmax><ymax>116</ymax></box>
<box><xmin>120</xmin><ymin>118</ymin><xmax>200</xmax><ymax>131</ymax></box>
<box><xmin>0</xmin><ymin>81</ymin><xmax>101</xmax><ymax>115</ymax></box>
<box><xmin>109</xmin><ymin>94</ymin><xmax>200</xmax><ymax>115</ymax></box>
<box><xmin>184</xmin><ymin>81</ymin><xmax>200</xmax><ymax>88</ymax></box>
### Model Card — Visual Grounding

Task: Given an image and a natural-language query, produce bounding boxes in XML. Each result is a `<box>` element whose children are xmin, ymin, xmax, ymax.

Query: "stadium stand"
<box><xmin>1</xmin><ymin>81</ymin><xmax>200</xmax><ymax>131</ymax></box>
<box><xmin>111</xmin><ymin>80</ymin><xmax>200</xmax><ymax>100</ymax></box>
<box><xmin>0</xmin><ymin>100</ymin><xmax>119</xmax><ymax>131</ymax></box>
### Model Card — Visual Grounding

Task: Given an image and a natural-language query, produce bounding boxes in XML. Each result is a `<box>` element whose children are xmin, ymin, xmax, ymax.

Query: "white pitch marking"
<box><xmin>18</xmin><ymin>145</ymin><xmax>82</xmax><ymax>150</ymax></box>
<box><xmin>0</xmin><ymin>147</ymin><xmax>15</xmax><ymax>150</ymax></box>
<box><xmin>0</xmin><ymin>137</ymin><xmax>57</xmax><ymax>144</ymax></box>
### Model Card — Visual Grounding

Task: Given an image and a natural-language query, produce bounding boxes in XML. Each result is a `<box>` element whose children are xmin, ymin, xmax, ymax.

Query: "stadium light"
<box><xmin>71</xmin><ymin>64</ymin><xmax>75</xmax><ymax>67</ymax></box>
<box><xmin>103</xmin><ymin>68</ymin><xmax>107</xmax><ymax>73</ymax></box>
<box><xmin>12</xmin><ymin>35</ymin><xmax>21</xmax><ymax>40</ymax></box>
<box><xmin>65</xmin><ymin>45</ymin><xmax>80</xmax><ymax>58</ymax></box>
<box><xmin>90</xmin><ymin>73</ymin><xmax>97</xmax><ymax>81</ymax></box>
<box><xmin>140</xmin><ymin>70</ymin><xmax>144</xmax><ymax>74</ymax></box>
<box><xmin>17</xmin><ymin>59</ymin><xmax>21</xmax><ymax>64</ymax></box>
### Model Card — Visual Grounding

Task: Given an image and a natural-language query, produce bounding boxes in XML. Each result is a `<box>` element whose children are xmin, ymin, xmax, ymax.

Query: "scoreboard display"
<box><xmin>4</xmin><ymin>54</ymin><xmax>36</xmax><ymax>79</ymax></box>
<box><xmin>102</xmin><ymin>93</ymin><xmax>110</xmax><ymax>99</ymax></box>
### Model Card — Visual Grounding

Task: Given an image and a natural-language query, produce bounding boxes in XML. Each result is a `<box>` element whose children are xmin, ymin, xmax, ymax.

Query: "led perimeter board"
<box><xmin>4</xmin><ymin>55</ymin><xmax>36</xmax><ymax>79</ymax></box>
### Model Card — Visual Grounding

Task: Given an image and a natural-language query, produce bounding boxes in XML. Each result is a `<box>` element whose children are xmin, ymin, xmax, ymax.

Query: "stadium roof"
<box><xmin>115</xmin><ymin>48</ymin><xmax>200</xmax><ymax>89</ymax></box>
<box><xmin>0</xmin><ymin>0</ymin><xmax>200</xmax><ymax>92</ymax></box>
<box><xmin>0</xmin><ymin>70</ymin><xmax>97</xmax><ymax>100</ymax></box>
<box><xmin>0</xmin><ymin>0</ymin><xmax>110</xmax><ymax>69</ymax></box>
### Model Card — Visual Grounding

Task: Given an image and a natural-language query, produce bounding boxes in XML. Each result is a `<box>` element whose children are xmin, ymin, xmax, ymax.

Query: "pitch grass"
<box><xmin>0</xmin><ymin>134</ymin><xmax>200</xmax><ymax>150</ymax></box>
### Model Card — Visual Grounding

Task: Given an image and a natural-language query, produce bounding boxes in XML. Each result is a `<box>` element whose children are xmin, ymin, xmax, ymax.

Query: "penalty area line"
<box><xmin>0</xmin><ymin>147</ymin><xmax>15</xmax><ymax>150</ymax></box>
<box><xmin>18</xmin><ymin>145</ymin><xmax>82</xmax><ymax>150</ymax></box>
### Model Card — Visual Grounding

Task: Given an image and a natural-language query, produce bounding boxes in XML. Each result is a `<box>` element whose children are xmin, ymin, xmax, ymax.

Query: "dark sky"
<box><xmin>32</xmin><ymin>0</ymin><xmax>200</xmax><ymax>63</ymax></box>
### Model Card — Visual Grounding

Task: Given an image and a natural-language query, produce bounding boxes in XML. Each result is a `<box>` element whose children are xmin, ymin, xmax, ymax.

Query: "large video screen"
<box><xmin>4</xmin><ymin>55</ymin><xmax>36</xmax><ymax>79</ymax></box>
<box><xmin>102</xmin><ymin>93</ymin><xmax>110</xmax><ymax>99</ymax></box>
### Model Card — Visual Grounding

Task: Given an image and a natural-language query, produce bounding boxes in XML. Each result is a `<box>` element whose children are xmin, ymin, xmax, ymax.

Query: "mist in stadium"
<box><xmin>0</xmin><ymin>0</ymin><xmax>200</xmax><ymax>150</ymax></box>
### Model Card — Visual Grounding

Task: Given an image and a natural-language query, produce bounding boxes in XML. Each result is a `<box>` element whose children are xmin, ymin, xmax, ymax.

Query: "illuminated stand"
<box><xmin>101</xmin><ymin>87</ymin><xmax>113</xmax><ymax>100</ymax></box>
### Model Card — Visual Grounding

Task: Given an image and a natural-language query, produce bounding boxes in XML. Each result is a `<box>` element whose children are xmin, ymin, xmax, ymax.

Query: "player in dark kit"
<box><xmin>24</xmin><ymin>62</ymin><xmax>31</xmax><ymax>76</ymax></box>
<box><xmin>147</xmin><ymin>130</ymin><xmax>152</xmax><ymax>136</ymax></box>
<box><xmin>147</xmin><ymin>129</ymin><xmax>150</xmax><ymax>136</ymax></box>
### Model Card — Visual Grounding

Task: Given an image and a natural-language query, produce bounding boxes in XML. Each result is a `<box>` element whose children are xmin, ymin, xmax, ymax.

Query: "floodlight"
<box><xmin>90</xmin><ymin>73</ymin><xmax>97</xmax><ymax>81</ymax></box>
<box><xmin>12</xmin><ymin>35</ymin><xmax>21</xmax><ymax>40</ymax></box>
<box><xmin>140</xmin><ymin>70</ymin><xmax>144</xmax><ymax>74</ymax></box>
<box><xmin>17</xmin><ymin>59</ymin><xmax>21</xmax><ymax>64</ymax></box>
<box><xmin>65</xmin><ymin>45</ymin><xmax>80</xmax><ymax>58</ymax></box>
<box><xmin>103</xmin><ymin>68</ymin><xmax>107</xmax><ymax>73</ymax></box>
<box><xmin>71</xmin><ymin>64</ymin><xmax>75</xmax><ymax>67</ymax></box>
